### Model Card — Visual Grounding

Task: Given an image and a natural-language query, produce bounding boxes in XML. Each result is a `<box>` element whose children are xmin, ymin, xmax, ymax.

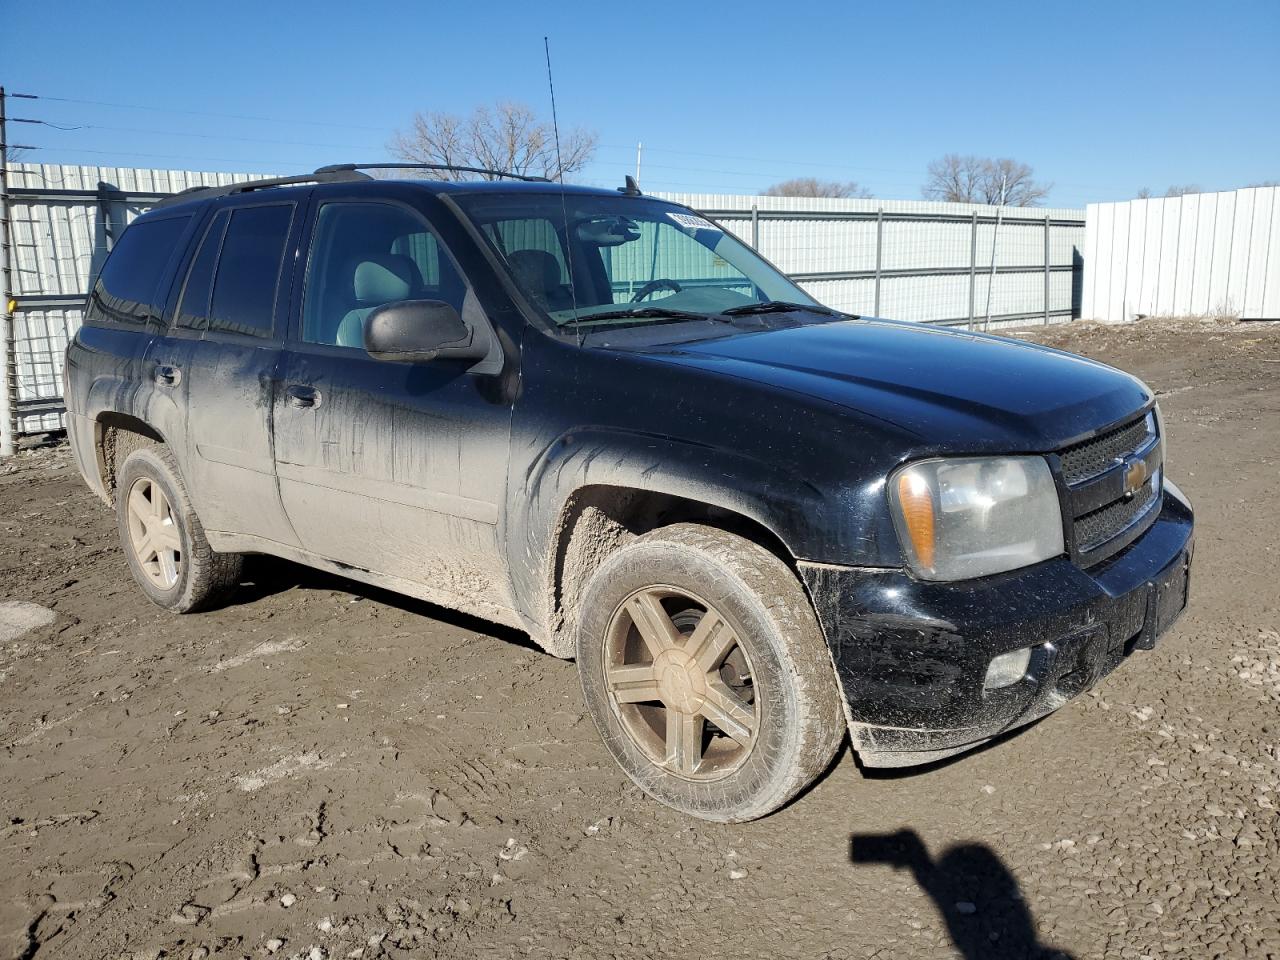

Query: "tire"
<box><xmin>114</xmin><ymin>443</ymin><xmax>243</xmax><ymax>613</ymax></box>
<box><xmin>576</xmin><ymin>523</ymin><xmax>845</xmax><ymax>822</ymax></box>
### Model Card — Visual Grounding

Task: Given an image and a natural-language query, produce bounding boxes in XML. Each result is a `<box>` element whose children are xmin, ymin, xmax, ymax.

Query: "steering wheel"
<box><xmin>630</xmin><ymin>278</ymin><xmax>683</xmax><ymax>303</ymax></box>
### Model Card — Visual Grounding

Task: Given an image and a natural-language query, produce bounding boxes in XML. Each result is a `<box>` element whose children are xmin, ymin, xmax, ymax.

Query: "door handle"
<box><xmin>154</xmin><ymin>364</ymin><xmax>182</xmax><ymax>386</ymax></box>
<box><xmin>285</xmin><ymin>384</ymin><xmax>322</xmax><ymax>409</ymax></box>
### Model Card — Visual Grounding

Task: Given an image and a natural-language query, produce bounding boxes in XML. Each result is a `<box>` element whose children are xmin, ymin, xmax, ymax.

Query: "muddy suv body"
<box><xmin>65</xmin><ymin>169</ymin><xmax>1194</xmax><ymax>820</ymax></box>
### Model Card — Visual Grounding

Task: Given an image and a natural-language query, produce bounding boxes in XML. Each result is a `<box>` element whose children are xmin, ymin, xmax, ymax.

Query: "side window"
<box><xmin>86</xmin><ymin>215</ymin><xmax>192</xmax><ymax>327</ymax></box>
<box><xmin>175</xmin><ymin>210</ymin><xmax>228</xmax><ymax>329</ymax></box>
<box><xmin>206</xmin><ymin>204</ymin><xmax>294</xmax><ymax>338</ymax></box>
<box><xmin>302</xmin><ymin>202</ymin><xmax>467</xmax><ymax>348</ymax></box>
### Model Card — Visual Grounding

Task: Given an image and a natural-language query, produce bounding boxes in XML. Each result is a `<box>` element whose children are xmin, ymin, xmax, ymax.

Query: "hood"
<box><xmin>642</xmin><ymin>317</ymin><xmax>1152</xmax><ymax>454</ymax></box>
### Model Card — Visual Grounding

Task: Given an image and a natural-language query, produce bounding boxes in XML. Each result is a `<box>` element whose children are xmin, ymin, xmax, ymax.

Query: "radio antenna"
<box><xmin>544</xmin><ymin>36</ymin><xmax>581</xmax><ymax>344</ymax></box>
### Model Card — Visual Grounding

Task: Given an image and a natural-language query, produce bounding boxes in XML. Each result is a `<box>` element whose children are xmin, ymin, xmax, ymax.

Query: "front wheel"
<box><xmin>576</xmin><ymin>524</ymin><xmax>845</xmax><ymax>822</ymax></box>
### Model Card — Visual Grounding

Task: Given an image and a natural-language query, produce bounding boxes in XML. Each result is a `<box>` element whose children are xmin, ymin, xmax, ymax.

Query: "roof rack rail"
<box><xmin>314</xmin><ymin>162</ymin><xmax>551</xmax><ymax>183</ymax></box>
<box><xmin>150</xmin><ymin>169</ymin><xmax>373</xmax><ymax>209</ymax></box>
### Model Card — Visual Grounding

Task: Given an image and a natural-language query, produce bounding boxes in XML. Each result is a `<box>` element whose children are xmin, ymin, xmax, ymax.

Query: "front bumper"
<box><xmin>800</xmin><ymin>481</ymin><xmax>1194</xmax><ymax>767</ymax></box>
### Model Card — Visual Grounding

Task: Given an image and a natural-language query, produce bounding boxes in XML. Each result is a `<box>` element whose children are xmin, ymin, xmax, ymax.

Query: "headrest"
<box><xmin>353</xmin><ymin>254</ymin><xmax>421</xmax><ymax>303</ymax></box>
<box><xmin>507</xmin><ymin>248</ymin><xmax>563</xmax><ymax>294</ymax></box>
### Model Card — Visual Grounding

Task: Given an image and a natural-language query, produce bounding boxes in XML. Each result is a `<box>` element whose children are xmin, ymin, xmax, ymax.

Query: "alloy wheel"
<box><xmin>125</xmin><ymin>477</ymin><xmax>183</xmax><ymax>590</ymax></box>
<box><xmin>602</xmin><ymin>586</ymin><xmax>759</xmax><ymax>780</ymax></box>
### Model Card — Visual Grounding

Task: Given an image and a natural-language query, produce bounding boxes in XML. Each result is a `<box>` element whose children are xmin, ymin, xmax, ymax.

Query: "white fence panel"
<box><xmin>1</xmin><ymin>164</ymin><xmax>283</xmax><ymax>439</ymax></box>
<box><xmin>1242</xmin><ymin>188</ymin><xmax>1276</xmax><ymax>318</ymax></box>
<box><xmin>1084</xmin><ymin>186</ymin><xmax>1280</xmax><ymax>321</ymax></box>
<box><xmin>1188</xmin><ymin>194</ymin><xmax>1216</xmax><ymax>315</ymax></box>
<box><xmin>1264</xmin><ymin>197</ymin><xmax>1280</xmax><ymax>318</ymax></box>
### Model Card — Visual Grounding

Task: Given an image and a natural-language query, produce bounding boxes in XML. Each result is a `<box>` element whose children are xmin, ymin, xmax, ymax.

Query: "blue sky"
<box><xmin>5</xmin><ymin>0</ymin><xmax>1278</xmax><ymax>207</ymax></box>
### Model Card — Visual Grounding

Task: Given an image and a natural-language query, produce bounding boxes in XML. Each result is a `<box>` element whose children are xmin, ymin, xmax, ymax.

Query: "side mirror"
<box><xmin>362</xmin><ymin>299</ymin><xmax>487</xmax><ymax>364</ymax></box>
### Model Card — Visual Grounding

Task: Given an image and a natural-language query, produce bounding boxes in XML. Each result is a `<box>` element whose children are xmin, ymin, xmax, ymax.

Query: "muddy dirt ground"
<box><xmin>2</xmin><ymin>319</ymin><xmax>1278</xmax><ymax>960</ymax></box>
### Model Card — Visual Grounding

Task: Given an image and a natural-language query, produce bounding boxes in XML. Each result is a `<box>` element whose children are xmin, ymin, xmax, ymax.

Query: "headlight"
<box><xmin>888</xmin><ymin>456</ymin><xmax>1065</xmax><ymax>581</ymax></box>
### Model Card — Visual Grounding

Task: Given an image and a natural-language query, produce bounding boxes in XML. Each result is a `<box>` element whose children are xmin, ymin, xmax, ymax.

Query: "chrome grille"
<box><xmin>1060</xmin><ymin>415</ymin><xmax>1152</xmax><ymax>484</ymax></box>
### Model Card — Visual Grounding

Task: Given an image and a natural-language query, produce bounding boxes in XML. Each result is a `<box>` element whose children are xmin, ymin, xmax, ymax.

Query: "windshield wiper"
<box><xmin>558</xmin><ymin>306</ymin><xmax>723</xmax><ymax>327</ymax></box>
<box><xmin>719</xmin><ymin>300</ymin><xmax>850</xmax><ymax>318</ymax></box>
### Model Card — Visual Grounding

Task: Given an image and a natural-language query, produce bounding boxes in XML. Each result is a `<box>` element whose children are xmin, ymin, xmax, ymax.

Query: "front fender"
<box><xmin>504</xmin><ymin>423</ymin><xmax>831</xmax><ymax>645</ymax></box>
<box><xmin>503</xmin><ymin>332</ymin><xmax>911</xmax><ymax>641</ymax></box>
<box><xmin>526</xmin><ymin>424</ymin><xmax>832</xmax><ymax>552</ymax></box>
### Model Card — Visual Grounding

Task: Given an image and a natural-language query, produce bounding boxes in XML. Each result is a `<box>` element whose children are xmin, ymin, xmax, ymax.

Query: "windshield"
<box><xmin>452</xmin><ymin>193</ymin><xmax>825</xmax><ymax>335</ymax></box>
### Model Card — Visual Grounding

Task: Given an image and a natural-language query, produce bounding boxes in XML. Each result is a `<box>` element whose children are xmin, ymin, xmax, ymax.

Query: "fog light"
<box><xmin>985</xmin><ymin>647</ymin><xmax>1032</xmax><ymax>690</ymax></box>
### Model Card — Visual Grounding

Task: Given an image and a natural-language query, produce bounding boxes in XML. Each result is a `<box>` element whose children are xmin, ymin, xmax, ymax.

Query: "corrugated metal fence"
<box><xmin>1082</xmin><ymin>186</ymin><xmax>1280</xmax><ymax>323</ymax></box>
<box><xmin>0</xmin><ymin>165</ymin><xmax>276</xmax><ymax>447</ymax></box>
<box><xmin>0</xmin><ymin>163</ymin><xmax>1087</xmax><ymax>448</ymax></box>
<box><xmin>657</xmin><ymin>193</ymin><xmax>1085</xmax><ymax>326</ymax></box>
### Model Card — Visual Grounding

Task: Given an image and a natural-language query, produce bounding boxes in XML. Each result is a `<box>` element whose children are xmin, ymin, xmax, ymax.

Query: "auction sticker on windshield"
<box><xmin>668</xmin><ymin>212</ymin><xmax>721</xmax><ymax>232</ymax></box>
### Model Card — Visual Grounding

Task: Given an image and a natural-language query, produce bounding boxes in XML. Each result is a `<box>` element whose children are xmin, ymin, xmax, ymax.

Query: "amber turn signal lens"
<box><xmin>896</xmin><ymin>471</ymin><xmax>936</xmax><ymax>570</ymax></box>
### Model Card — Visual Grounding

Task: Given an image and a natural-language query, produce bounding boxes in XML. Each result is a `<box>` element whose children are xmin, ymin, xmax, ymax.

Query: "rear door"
<box><xmin>177</xmin><ymin>197</ymin><xmax>304</xmax><ymax>545</ymax></box>
<box><xmin>69</xmin><ymin>209</ymin><xmax>197</xmax><ymax>484</ymax></box>
<box><xmin>141</xmin><ymin>205</ymin><xmax>214</xmax><ymax>482</ymax></box>
<box><xmin>272</xmin><ymin>195</ymin><xmax>515</xmax><ymax>613</ymax></box>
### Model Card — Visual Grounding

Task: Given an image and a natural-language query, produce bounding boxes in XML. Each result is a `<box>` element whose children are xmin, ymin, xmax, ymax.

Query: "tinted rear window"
<box><xmin>87</xmin><ymin>215</ymin><xmax>191</xmax><ymax>327</ymax></box>
<box><xmin>207</xmin><ymin>204</ymin><xmax>293</xmax><ymax>338</ymax></box>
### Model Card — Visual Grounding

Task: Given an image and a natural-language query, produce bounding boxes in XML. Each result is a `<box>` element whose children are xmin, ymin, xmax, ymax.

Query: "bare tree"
<box><xmin>922</xmin><ymin>154</ymin><xmax>1051</xmax><ymax>206</ymax></box>
<box><xmin>2</xmin><ymin>146</ymin><xmax>31</xmax><ymax>168</ymax></box>
<box><xmin>1136</xmin><ymin>187</ymin><xmax>1153</xmax><ymax>199</ymax></box>
<box><xmin>1164</xmin><ymin>184</ymin><xmax>1202</xmax><ymax>197</ymax></box>
<box><xmin>389</xmin><ymin>101</ymin><xmax>597</xmax><ymax>181</ymax></box>
<box><xmin>763</xmin><ymin>177</ymin><xmax>871</xmax><ymax>199</ymax></box>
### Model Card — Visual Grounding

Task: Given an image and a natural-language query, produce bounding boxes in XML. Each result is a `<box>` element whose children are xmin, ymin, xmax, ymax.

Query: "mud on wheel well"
<box><xmin>546</xmin><ymin>485</ymin><xmax>797</xmax><ymax>658</ymax></box>
<box><xmin>95</xmin><ymin>414</ymin><xmax>163</xmax><ymax>500</ymax></box>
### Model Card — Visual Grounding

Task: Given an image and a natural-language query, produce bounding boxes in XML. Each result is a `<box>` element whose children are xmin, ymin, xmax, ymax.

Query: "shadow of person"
<box><xmin>850</xmin><ymin>829</ymin><xmax>1075</xmax><ymax>960</ymax></box>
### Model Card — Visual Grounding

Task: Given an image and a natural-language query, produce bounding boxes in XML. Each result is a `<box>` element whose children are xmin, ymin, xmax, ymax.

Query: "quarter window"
<box><xmin>87</xmin><ymin>215</ymin><xmax>192</xmax><ymax>327</ymax></box>
<box><xmin>206</xmin><ymin>204</ymin><xmax>294</xmax><ymax>338</ymax></box>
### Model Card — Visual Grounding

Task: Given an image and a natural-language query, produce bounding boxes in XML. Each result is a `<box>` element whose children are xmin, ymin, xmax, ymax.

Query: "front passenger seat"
<box><xmin>336</xmin><ymin>254</ymin><xmax>423</xmax><ymax>348</ymax></box>
<box><xmin>507</xmin><ymin>249</ymin><xmax>571</xmax><ymax>311</ymax></box>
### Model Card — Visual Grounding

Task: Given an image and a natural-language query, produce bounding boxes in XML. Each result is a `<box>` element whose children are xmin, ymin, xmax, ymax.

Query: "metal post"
<box><xmin>984</xmin><ymin>204</ymin><xmax>1003</xmax><ymax>332</ymax></box>
<box><xmin>982</xmin><ymin>176</ymin><xmax>1008</xmax><ymax>332</ymax></box>
<box><xmin>1044</xmin><ymin>213</ymin><xmax>1051</xmax><ymax>324</ymax></box>
<box><xmin>0</xmin><ymin>86</ymin><xmax>16</xmax><ymax>457</ymax></box>
<box><xmin>968</xmin><ymin>210</ymin><xmax>977</xmax><ymax>330</ymax></box>
<box><xmin>750</xmin><ymin>203</ymin><xmax>759</xmax><ymax>250</ymax></box>
<box><xmin>874</xmin><ymin>206</ymin><xmax>884</xmax><ymax>316</ymax></box>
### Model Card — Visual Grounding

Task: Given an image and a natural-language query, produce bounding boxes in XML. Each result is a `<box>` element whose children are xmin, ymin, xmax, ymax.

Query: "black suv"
<box><xmin>65</xmin><ymin>165</ymin><xmax>1194</xmax><ymax>822</ymax></box>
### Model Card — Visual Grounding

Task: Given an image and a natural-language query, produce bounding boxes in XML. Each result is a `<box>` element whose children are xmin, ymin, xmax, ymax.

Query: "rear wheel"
<box><xmin>115</xmin><ymin>444</ymin><xmax>243</xmax><ymax>612</ymax></box>
<box><xmin>577</xmin><ymin>523</ymin><xmax>845</xmax><ymax>822</ymax></box>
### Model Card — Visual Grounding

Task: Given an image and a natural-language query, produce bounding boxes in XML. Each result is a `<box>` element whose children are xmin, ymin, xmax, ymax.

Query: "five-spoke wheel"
<box><xmin>125</xmin><ymin>476</ymin><xmax>183</xmax><ymax>589</ymax></box>
<box><xmin>604</xmin><ymin>587</ymin><xmax>759</xmax><ymax>779</ymax></box>
<box><xmin>114</xmin><ymin>442</ymin><xmax>243</xmax><ymax>612</ymax></box>
<box><xmin>577</xmin><ymin>523</ymin><xmax>846</xmax><ymax>822</ymax></box>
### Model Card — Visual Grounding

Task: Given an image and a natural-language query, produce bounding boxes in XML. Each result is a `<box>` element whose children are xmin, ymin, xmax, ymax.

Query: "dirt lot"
<box><xmin>2</xmin><ymin>319</ymin><xmax>1277</xmax><ymax>960</ymax></box>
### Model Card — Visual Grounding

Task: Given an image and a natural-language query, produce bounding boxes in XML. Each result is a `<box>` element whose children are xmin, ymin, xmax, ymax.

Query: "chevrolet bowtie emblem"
<box><xmin>1122</xmin><ymin>456</ymin><xmax>1148</xmax><ymax>498</ymax></box>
